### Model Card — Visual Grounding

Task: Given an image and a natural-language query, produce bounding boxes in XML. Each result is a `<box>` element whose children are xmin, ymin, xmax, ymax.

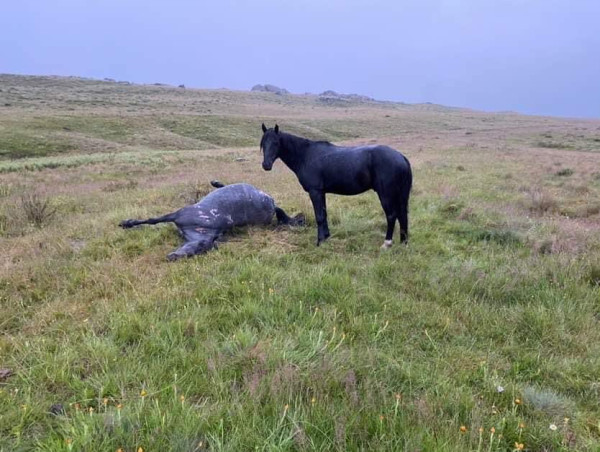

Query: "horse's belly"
<box><xmin>324</xmin><ymin>171</ymin><xmax>372</xmax><ymax>195</ymax></box>
<box><xmin>328</xmin><ymin>184</ymin><xmax>370</xmax><ymax>196</ymax></box>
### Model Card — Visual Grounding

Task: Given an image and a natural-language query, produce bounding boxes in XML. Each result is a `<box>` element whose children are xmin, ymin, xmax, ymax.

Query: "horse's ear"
<box><xmin>274</xmin><ymin>124</ymin><xmax>279</xmax><ymax>134</ymax></box>
<box><xmin>262</xmin><ymin>123</ymin><xmax>267</xmax><ymax>133</ymax></box>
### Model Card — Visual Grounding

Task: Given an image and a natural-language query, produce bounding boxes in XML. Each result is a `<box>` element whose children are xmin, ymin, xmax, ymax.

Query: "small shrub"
<box><xmin>178</xmin><ymin>181</ymin><xmax>211</xmax><ymax>205</ymax></box>
<box><xmin>438</xmin><ymin>200</ymin><xmax>464</xmax><ymax>217</ymax></box>
<box><xmin>522</xmin><ymin>385</ymin><xmax>574</xmax><ymax>418</ymax></box>
<box><xmin>0</xmin><ymin>212</ymin><xmax>7</xmax><ymax>235</ymax></box>
<box><xmin>535</xmin><ymin>239</ymin><xmax>554</xmax><ymax>255</ymax></box>
<box><xmin>0</xmin><ymin>183</ymin><xmax>13</xmax><ymax>197</ymax></box>
<box><xmin>586</xmin><ymin>263</ymin><xmax>600</xmax><ymax>286</ymax></box>
<box><xmin>536</xmin><ymin>141</ymin><xmax>569</xmax><ymax>149</ymax></box>
<box><xmin>102</xmin><ymin>180</ymin><xmax>138</xmax><ymax>192</ymax></box>
<box><xmin>20</xmin><ymin>192</ymin><xmax>56</xmax><ymax>228</ymax></box>
<box><xmin>568</xmin><ymin>202</ymin><xmax>600</xmax><ymax>219</ymax></box>
<box><xmin>555</xmin><ymin>168</ymin><xmax>574</xmax><ymax>177</ymax></box>
<box><xmin>469</xmin><ymin>228</ymin><xmax>521</xmax><ymax>245</ymax></box>
<box><xmin>457</xmin><ymin>207</ymin><xmax>475</xmax><ymax>221</ymax></box>
<box><xmin>527</xmin><ymin>188</ymin><xmax>558</xmax><ymax>215</ymax></box>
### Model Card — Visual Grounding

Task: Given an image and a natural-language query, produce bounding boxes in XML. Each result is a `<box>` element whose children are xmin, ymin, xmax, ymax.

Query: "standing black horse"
<box><xmin>260</xmin><ymin>124</ymin><xmax>412</xmax><ymax>248</ymax></box>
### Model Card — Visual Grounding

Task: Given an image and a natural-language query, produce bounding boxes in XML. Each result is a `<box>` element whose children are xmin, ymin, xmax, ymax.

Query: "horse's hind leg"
<box><xmin>377</xmin><ymin>192</ymin><xmax>398</xmax><ymax>249</ymax></box>
<box><xmin>309</xmin><ymin>190</ymin><xmax>330</xmax><ymax>245</ymax></box>
<box><xmin>398</xmin><ymin>204</ymin><xmax>409</xmax><ymax>243</ymax></box>
<box><xmin>120</xmin><ymin>212</ymin><xmax>177</xmax><ymax>229</ymax></box>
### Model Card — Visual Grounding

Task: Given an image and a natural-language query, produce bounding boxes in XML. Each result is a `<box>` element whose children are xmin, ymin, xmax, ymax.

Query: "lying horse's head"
<box><xmin>260</xmin><ymin>123</ymin><xmax>280</xmax><ymax>171</ymax></box>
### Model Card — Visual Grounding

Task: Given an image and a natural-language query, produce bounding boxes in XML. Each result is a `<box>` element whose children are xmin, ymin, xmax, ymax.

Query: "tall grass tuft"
<box><xmin>20</xmin><ymin>192</ymin><xmax>56</xmax><ymax>228</ymax></box>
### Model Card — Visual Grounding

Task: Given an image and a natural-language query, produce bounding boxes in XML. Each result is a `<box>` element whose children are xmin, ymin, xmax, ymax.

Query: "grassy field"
<box><xmin>1</xmin><ymin>74</ymin><xmax>600</xmax><ymax>451</ymax></box>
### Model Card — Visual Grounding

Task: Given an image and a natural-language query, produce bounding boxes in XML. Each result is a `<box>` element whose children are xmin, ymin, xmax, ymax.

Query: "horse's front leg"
<box><xmin>309</xmin><ymin>190</ymin><xmax>330</xmax><ymax>245</ymax></box>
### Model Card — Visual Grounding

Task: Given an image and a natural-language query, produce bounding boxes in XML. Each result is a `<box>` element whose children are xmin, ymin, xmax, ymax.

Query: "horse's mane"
<box><xmin>286</xmin><ymin>133</ymin><xmax>333</xmax><ymax>147</ymax></box>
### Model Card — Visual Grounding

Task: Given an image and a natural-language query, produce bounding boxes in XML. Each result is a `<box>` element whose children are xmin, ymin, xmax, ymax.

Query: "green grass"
<box><xmin>1</xmin><ymin>75</ymin><xmax>600</xmax><ymax>451</ymax></box>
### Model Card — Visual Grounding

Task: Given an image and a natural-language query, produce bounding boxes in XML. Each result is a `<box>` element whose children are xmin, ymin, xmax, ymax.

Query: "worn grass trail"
<box><xmin>1</xmin><ymin>75</ymin><xmax>600</xmax><ymax>451</ymax></box>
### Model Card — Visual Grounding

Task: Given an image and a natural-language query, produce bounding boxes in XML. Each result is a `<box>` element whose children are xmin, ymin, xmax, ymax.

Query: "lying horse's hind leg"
<box><xmin>167</xmin><ymin>241</ymin><xmax>200</xmax><ymax>261</ymax></box>
<box><xmin>119</xmin><ymin>212</ymin><xmax>177</xmax><ymax>229</ymax></box>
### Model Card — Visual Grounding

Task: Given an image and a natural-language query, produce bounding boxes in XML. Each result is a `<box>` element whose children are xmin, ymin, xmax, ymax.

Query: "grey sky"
<box><xmin>2</xmin><ymin>0</ymin><xmax>599</xmax><ymax>118</ymax></box>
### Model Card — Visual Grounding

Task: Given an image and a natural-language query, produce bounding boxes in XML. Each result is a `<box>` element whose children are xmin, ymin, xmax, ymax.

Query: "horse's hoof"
<box><xmin>381</xmin><ymin>240</ymin><xmax>393</xmax><ymax>250</ymax></box>
<box><xmin>167</xmin><ymin>253</ymin><xmax>180</xmax><ymax>262</ymax></box>
<box><xmin>119</xmin><ymin>220</ymin><xmax>133</xmax><ymax>229</ymax></box>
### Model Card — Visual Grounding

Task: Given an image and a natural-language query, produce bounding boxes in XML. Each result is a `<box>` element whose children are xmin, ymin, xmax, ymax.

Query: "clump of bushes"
<box><xmin>20</xmin><ymin>192</ymin><xmax>56</xmax><ymax>228</ymax></box>
<box><xmin>526</xmin><ymin>188</ymin><xmax>558</xmax><ymax>215</ymax></box>
<box><xmin>102</xmin><ymin>180</ymin><xmax>138</xmax><ymax>192</ymax></box>
<box><xmin>177</xmin><ymin>181</ymin><xmax>211</xmax><ymax>205</ymax></box>
<box><xmin>555</xmin><ymin>168</ymin><xmax>574</xmax><ymax>177</ymax></box>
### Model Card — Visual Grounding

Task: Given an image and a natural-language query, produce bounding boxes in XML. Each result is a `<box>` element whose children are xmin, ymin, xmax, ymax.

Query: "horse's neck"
<box><xmin>279</xmin><ymin>134</ymin><xmax>312</xmax><ymax>173</ymax></box>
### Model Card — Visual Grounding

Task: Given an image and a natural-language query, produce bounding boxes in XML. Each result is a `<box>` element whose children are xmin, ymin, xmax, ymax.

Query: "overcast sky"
<box><xmin>2</xmin><ymin>0</ymin><xmax>599</xmax><ymax>118</ymax></box>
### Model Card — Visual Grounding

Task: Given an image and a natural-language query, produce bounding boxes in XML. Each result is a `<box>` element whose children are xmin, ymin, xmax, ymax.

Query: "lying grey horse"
<box><xmin>120</xmin><ymin>181</ymin><xmax>304</xmax><ymax>260</ymax></box>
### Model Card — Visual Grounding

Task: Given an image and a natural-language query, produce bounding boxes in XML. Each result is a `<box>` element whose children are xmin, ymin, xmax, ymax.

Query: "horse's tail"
<box><xmin>397</xmin><ymin>154</ymin><xmax>412</xmax><ymax>242</ymax></box>
<box><xmin>210</xmin><ymin>180</ymin><xmax>226</xmax><ymax>188</ymax></box>
<box><xmin>396</xmin><ymin>154</ymin><xmax>412</xmax><ymax>200</ymax></box>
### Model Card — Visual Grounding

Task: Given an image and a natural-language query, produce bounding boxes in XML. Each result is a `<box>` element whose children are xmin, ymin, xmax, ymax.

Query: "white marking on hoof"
<box><xmin>381</xmin><ymin>240</ymin><xmax>393</xmax><ymax>249</ymax></box>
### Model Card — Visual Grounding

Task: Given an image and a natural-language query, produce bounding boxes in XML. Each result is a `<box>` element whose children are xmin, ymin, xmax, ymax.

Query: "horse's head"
<box><xmin>260</xmin><ymin>123</ymin><xmax>280</xmax><ymax>171</ymax></box>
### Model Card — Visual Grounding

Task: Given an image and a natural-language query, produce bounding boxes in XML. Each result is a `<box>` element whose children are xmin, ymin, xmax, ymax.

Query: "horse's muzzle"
<box><xmin>262</xmin><ymin>162</ymin><xmax>273</xmax><ymax>171</ymax></box>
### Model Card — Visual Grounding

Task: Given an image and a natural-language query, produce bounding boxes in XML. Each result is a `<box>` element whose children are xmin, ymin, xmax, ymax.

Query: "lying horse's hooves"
<box><xmin>167</xmin><ymin>252</ymin><xmax>181</xmax><ymax>262</ymax></box>
<box><xmin>210</xmin><ymin>180</ymin><xmax>225</xmax><ymax>188</ymax></box>
<box><xmin>119</xmin><ymin>220</ymin><xmax>134</xmax><ymax>229</ymax></box>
